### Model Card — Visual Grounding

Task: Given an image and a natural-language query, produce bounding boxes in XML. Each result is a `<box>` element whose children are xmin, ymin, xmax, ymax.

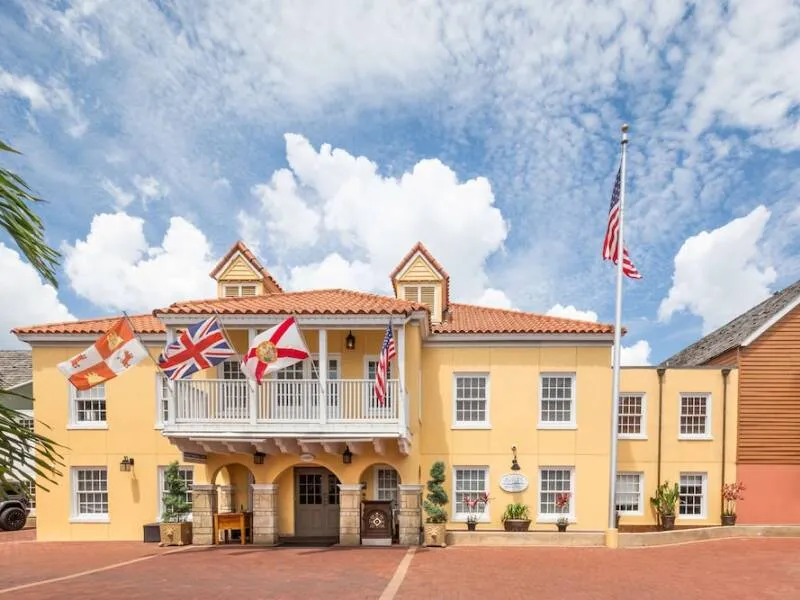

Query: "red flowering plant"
<box><xmin>722</xmin><ymin>482</ymin><xmax>745</xmax><ymax>517</ymax></box>
<box><xmin>555</xmin><ymin>492</ymin><xmax>571</xmax><ymax>526</ymax></box>
<box><xmin>464</xmin><ymin>491</ymin><xmax>491</xmax><ymax>524</ymax></box>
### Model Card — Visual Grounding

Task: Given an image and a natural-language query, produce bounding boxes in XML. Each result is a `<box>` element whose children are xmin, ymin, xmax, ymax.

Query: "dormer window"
<box><xmin>403</xmin><ymin>285</ymin><xmax>436</xmax><ymax>310</ymax></box>
<box><xmin>390</xmin><ymin>242</ymin><xmax>449</xmax><ymax>324</ymax></box>
<box><xmin>224</xmin><ymin>284</ymin><xmax>258</xmax><ymax>298</ymax></box>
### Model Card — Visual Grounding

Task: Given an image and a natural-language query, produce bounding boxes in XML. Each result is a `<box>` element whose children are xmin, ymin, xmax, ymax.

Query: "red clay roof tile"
<box><xmin>432</xmin><ymin>303</ymin><xmax>615</xmax><ymax>335</ymax></box>
<box><xmin>12</xmin><ymin>315</ymin><xmax>165</xmax><ymax>335</ymax></box>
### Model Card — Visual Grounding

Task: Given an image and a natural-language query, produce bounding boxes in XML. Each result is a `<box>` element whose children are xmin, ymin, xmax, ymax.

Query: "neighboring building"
<box><xmin>663</xmin><ymin>281</ymin><xmax>800</xmax><ymax>524</ymax></box>
<box><xmin>14</xmin><ymin>241</ymin><xmax>737</xmax><ymax>543</ymax></box>
<box><xmin>0</xmin><ymin>350</ymin><xmax>36</xmax><ymax>516</ymax></box>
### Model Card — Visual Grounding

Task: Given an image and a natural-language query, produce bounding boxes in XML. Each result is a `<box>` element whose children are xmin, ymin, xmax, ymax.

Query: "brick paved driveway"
<box><xmin>1</xmin><ymin>537</ymin><xmax>799</xmax><ymax>599</ymax></box>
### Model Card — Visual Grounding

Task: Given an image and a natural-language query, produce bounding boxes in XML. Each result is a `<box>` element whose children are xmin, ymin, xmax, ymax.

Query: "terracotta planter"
<box><xmin>466</xmin><ymin>522</ymin><xmax>477</xmax><ymax>531</ymax></box>
<box><xmin>557</xmin><ymin>522</ymin><xmax>568</xmax><ymax>532</ymax></box>
<box><xmin>159</xmin><ymin>521</ymin><xmax>192</xmax><ymax>546</ymax></box>
<box><xmin>721</xmin><ymin>514</ymin><xmax>737</xmax><ymax>526</ymax></box>
<box><xmin>503</xmin><ymin>519</ymin><xmax>531</xmax><ymax>532</ymax></box>
<box><xmin>660</xmin><ymin>514</ymin><xmax>676</xmax><ymax>531</ymax></box>
<box><xmin>424</xmin><ymin>523</ymin><xmax>447</xmax><ymax>547</ymax></box>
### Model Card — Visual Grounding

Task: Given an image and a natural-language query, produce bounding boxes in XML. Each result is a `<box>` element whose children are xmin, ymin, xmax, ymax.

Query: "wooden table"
<box><xmin>214</xmin><ymin>512</ymin><xmax>252</xmax><ymax>545</ymax></box>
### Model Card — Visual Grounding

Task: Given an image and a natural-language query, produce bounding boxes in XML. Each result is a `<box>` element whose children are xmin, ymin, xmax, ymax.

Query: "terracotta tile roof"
<box><xmin>155</xmin><ymin>289</ymin><xmax>426</xmax><ymax>316</ymax></box>
<box><xmin>12</xmin><ymin>315</ymin><xmax>165</xmax><ymax>336</ymax></box>
<box><xmin>389</xmin><ymin>242</ymin><xmax>451</xmax><ymax>309</ymax></box>
<box><xmin>431</xmin><ymin>303</ymin><xmax>615</xmax><ymax>335</ymax></box>
<box><xmin>0</xmin><ymin>350</ymin><xmax>32</xmax><ymax>389</ymax></box>
<box><xmin>210</xmin><ymin>240</ymin><xmax>283</xmax><ymax>293</ymax></box>
<box><xmin>662</xmin><ymin>278</ymin><xmax>800</xmax><ymax>367</ymax></box>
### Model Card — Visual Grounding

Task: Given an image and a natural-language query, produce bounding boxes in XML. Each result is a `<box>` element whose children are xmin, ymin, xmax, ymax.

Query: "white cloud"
<box><xmin>241</xmin><ymin>134</ymin><xmax>509</xmax><ymax>302</ymax></box>
<box><xmin>546</xmin><ymin>304</ymin><xmax>599</xmax><ymax>323</ymax></box>
<box><xmin>63</xmin><ymin>212</ymin><xmax>217</xmax><ymax>311</ymax></box>
<box><xmin>132</xmin><ymin>175</ymin><xmax>167</xmax><ymax>203</ymax></box>
<box><xmin>471</xmin><ymin>289</ymin><xmax>514</xmax><ymax>310</ymax></box>
<box><xmin>658</xmin><ymin>205</ymin><xmax>777</xmax><ymax>334</ymax></box>
<box><xmin>620</xmin><ymin>340</ymin><xmax>652</xmax><ymax>366</ymax></box>
<box><xmin>100</xmin><ymin>178</ymin><xmax>134</xmax><ymax>208</ymax></box>
<box><xmin>0</xmin><ymin>67</ymin><xmax>87</xmax><ymax>137</ymax></box>
<box><xmin>0</xmin><ymin>243</ymin><xmax>74</xmax><ymax>349</ymax></box>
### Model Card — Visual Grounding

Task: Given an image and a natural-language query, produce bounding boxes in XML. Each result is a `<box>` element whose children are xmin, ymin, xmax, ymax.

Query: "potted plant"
<box><xmin>649</xmin><ymin>481</ymin><xmax>680</xmax><ymax>531</ymax></box>
<box><xmin>555</xmin><ymin>492</ymin><xmax>571</xmax><ymax>532</ymax></box>
<box><xmin>159</xmin><ymin>461</ymin><xmax>192</xmax><ymax>546</ymax></box>
<box><xmin>422</xmin><ymin>461</ymin><xmax>448</xmax><ymax>547</ymax></box>
<box><xmin>464</xmin><ymin>492</ymin><xmax>490</xmax><ymax>531</ymax></box>
<box><xmin>501</xmin><ymin>503</ymin><xmax>531</xmax><ymax>532</ymax></box>
<box><xmin>721</xmin><ymin>481</ymin><xmax>745</xmax><ymax>526</ymax></box>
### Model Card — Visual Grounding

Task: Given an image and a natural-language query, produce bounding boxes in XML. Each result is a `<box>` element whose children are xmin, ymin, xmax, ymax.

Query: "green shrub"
<box><xmin>161</xmin><ymin>461</ymin><xmax>191</xmax><ymax>523</ymax></box>
<box><xmin>422</xmin><ymin>461</ymin><xmax>448</xmax><ymax>523</ymax></box>
<box><xmin>501</xmin><ymin>503</ymin><xmax>529</xmax><ymax>521</ymax></box>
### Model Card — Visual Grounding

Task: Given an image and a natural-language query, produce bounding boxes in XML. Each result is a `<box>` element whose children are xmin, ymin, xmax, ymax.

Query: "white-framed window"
<box><xmin>452</xmin><ymin>373</ymin><xmax>490</xmax><ymax>428</ymax></box>
<box><xmin>69</xmin><ymin>384</ymin><xmax>107</xmax><ymax>428</ymax></box>
<box><xmin>220</xmin><ymin>358</ymin><xmax>245</xmax><ymax>380</ymax></box>
<box><xmin>71</xmin><ymin>467</ymin><xmax>109</xmax><ymax>521</ymax></box>
<box><xmin>16</xmin><ymin>410</ymin><xmax>34</xmax><ymax>431</ymax></box>
<box><xmin>538</xmin><ymin>467</ymin><xmax>575</xmax><ymax>521</ymax></box>
<box><xmin>158</xmin><ymin>465</ymin><xmax>194</xmax><ymax>521</ymax></box>
<box><xmin>374</xmin><ymin>466</ymin><xmax>400</xmax><ymax>507</ymax></box>
<box><xmin>452</xmin><ymin>466</ymin><xmax>489</xmax><ymax>521</ymax></box>
<box><xmin>679</xmin><ymin>472</ymin><xmax>707</xmax><ymax>518</ymax></box>
<box><xmin>155</xmin><ymin>373</ymin><xmax>170</xmax><ymax>427</ymax></box>
<box><xmin>539</xmin><ymin>373</ymin><xmax>576</xmax><ymax>428</ymax></box>
<box><xmin>402</xmin><ymin>284</ymin><xmax>436</xmax><ymax>311</ymax></box>
<box><xmin>365</xmin><ymin>355</ymin><xmax>394</xmax><ymax>410</ymax></box>
<box><xmin>615</xmin><ymin>472</ymin><xmax>643</xmax><ymax>515</ymax></box>
<box><xmin>679</xmin><ymin>393</ymin><xmax>712</xmax><ymax>439</ymax></box>
<box><xmin>618</xmin><ymin>393</ymin><xmax>646</xmax><ymax>438</ymax></box>
<box><xmin>223</xmin><ymin>283</ymin><xmax>258</xmax><ymax>297</ymax></box>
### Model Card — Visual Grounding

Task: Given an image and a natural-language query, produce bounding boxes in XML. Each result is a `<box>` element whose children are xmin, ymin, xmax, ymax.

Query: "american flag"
<box><xmin>373</xmin><ymin>322</ymin><xmax>397</xmax><ymax>406</ymax></box>
<box><xmin>602</xmin><ymin>166</ymin><xmax>642</xmax><ymax>280</ymax></box>
<box><xmin>158</xmin><ymin>316</ymin><xmax>236</xmax><ymax>379</ymax></box>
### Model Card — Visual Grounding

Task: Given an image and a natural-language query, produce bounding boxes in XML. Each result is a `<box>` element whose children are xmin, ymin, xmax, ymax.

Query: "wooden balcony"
<box><xmin>162</xmin><ymin>378</ymin><xmax>405</xmax><ymax>436</ymax></box>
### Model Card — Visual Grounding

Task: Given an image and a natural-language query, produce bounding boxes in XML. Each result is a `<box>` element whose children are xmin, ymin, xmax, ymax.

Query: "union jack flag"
<box><xmin>602</xmin><ymin>166</ymin><xmax>642</xmax><ymax>280</ymax></box>
<box><xmin>158</xmin><ymin>316</ymin><xmax>236</xmax><ymax>379</ymax></box>
<box><xmin>374</xmin><ymin>321</ymin><xmax>397</xmax><ymax>407</ymax></box>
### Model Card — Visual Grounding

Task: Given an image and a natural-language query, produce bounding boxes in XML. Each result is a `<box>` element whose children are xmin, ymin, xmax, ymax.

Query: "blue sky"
<box><xmin>1</xmin><ymin>0</ymin><xmax>799</xmax><ymax>365</ymax></box>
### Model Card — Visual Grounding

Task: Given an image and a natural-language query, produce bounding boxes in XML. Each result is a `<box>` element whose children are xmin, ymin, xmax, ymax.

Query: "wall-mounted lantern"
<box><xmin>253</xmin><ymin>452</ymin><xmax>266</xmax><ymax>465</ymax></box>
<box><xmin>345</xmin><ymin>331</ymin><xmax>356</xmax><ymax>350</ymax></box>
<box><xmin>120</xmin><ymin>456</ymin><xmax>135</xmax><ymax>472</ymax></box>
<box><xmin>510</xmin><ymin>446</ymin><xmax>520</xmax><ymax>471</ymax></box>
<box><xmin>342</xmin><ymin>445</ymin><xmax>353</xmax><ymax>464</ymax></box>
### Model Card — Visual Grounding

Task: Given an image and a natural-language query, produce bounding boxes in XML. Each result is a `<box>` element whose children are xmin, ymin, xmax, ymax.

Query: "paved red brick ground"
<box><xmin>0</xmin><ymin>528</ymin><xmax>35</xmax><ymax>543</ymax></box>
<box><xmin>397</xmin><ymin>539</ymin><xmax>800</xmax><ymax>600</ymax></box>
<box><xmin>2</xmin><ymin>538</ymin><xmax>799</xmax><ymax>599</ymax></box>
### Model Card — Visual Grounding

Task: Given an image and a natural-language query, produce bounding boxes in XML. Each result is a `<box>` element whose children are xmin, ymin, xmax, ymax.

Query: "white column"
<box><xmin>248</xmin><ymin>327</ymin><xmax>258</xmax><ymax>424</ymax></box>
<box><xmin>166</xmin><ymin>326</ymin><xmax>177</xmax><ymax>426</ymax></box>
<box><xmin>318</xmin><ymin>329</ymin><xmax>328</xmax><ymax>424</ymax></box>
<box><xmin>397</xmin><ymin>322</ymin><xmax>406</xmax><ymax>429</ymax></box>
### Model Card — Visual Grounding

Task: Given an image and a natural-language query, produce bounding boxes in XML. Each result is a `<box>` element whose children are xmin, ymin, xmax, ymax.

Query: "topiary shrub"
<box><xmin>423</xmin><ymin>460</ymin><xmax>448</xmax><ymax>523</ymax></box>
<box><xmin>161</xmin><ymin>461</ymin><xmax>191</xmax><ymax>523</ymax></box>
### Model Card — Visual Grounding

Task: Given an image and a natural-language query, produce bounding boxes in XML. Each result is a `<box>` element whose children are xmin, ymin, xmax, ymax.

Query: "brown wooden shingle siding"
<box><xmin>706</xmin><ymin>347</ymin><xmax>739</xmax><ymax>367</ymax></box>
<box><xmin>736</xmin><ymin>305</ymin><xmax>800</xmax><ymax>464</ymax></box>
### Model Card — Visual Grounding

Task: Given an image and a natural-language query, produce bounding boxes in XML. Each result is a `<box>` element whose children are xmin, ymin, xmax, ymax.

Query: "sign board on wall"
<box><xmin>182</xmin><ymin>452</ymin><xmax>207</xmax><ymax>464</ymax></box>
<box><xmin>499</xmin><ymin>473</ymin><xmax>529</xmax><ymax>493</ymax></box>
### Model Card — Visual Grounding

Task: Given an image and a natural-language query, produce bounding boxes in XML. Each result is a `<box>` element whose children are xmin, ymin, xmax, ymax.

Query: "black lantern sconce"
<box><xmin>120</xmin><ymin>456</ymin><xmax>135</xmax><ymax>472</ymax></box>
<box><xmin>345</xmin><ymin>331</ymin><xmax>356</xmax><ymax>350</ymax></box>
<box><xmin>342</xmin><ymin>445</ymin><xmax>353</xmax><ymax>464</ymax></box>
<box><xmin>510</xmin><ymin>446</ymin><xmax>520</xmax><ymax>471</ymax></box>
<box><xmin>253</xmin><ymin>452</ymin><xmax>266</xmax><ymax>465</ymax></box>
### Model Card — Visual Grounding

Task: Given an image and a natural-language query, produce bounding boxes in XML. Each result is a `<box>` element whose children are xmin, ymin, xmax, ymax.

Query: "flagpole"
<box><xmin>122</xmin><ymin>311</ymin><xmax>167</xmax><ymax>377</ymax></box>
<box><xmin>608</xmin><ymin>123</ymin><xmax>629</xmax><ymax>530</ymax></box>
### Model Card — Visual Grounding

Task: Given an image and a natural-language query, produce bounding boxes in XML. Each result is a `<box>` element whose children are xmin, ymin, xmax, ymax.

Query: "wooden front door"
<box><xmin>294</xmin><ymin>468</ymin><xmax>340</xmax><ymax>537</ymax></box>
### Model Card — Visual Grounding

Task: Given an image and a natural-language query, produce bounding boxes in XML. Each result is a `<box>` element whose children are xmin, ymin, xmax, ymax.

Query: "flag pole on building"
<box><xmin>607</xmin><ymin>124</ymin><xmax>629</xmax><ymax>530</ymax></box>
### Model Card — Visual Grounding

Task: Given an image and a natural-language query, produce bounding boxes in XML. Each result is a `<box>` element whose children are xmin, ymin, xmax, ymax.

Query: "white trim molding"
<box><xmin>538</xmin><ymin>372</ymin><xmax>577</xmax><ymax>429</ymax></box>
<box><xmin>677</xmin><ymin>392</ymin><xmax>713</xmax><ymax>441</ymax></box>
<box><xmin>678</xmin><ymin>472</ymin><xmax>708</xmax><ymax>520</ymax></box>
<box><xmin>451</xmin><ymin>372</ymin><xmax>491</xmax><ymax>429</ymax></box>
<box><xmin>425</xmin><ymin>333</ymin><xmax>614</xmax><ymax>347</ymax></box>
<box><xmin>537</xmin><ymin>466</ymin><xmax>576</xmax><ymax>523</ymax></box>
<box><xmin>617</xmin><ymin>392</ymin><xmax>648</xmax><ymax>440</ymax></box>
<box><xmin>741</xmin><ymin>295</ymin><xmax>800</xmax><ymax>347</ymax></box>
<box><xmin>451</xmin><ymin>465</ymin><xmax>491</xmax><ymax>523</ymax></box>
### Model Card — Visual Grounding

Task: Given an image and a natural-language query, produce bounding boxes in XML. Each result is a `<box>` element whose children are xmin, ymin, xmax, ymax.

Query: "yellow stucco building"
<box><xmin>14</xmin><ymin>241</ymin><xmax>737</xmax><ymax>544</ymax></box>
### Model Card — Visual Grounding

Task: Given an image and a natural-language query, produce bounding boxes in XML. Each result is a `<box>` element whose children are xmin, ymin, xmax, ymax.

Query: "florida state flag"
<box><xmin>241</xmin><ymin>317</ymin><xmax>310</xmax><ymax>384</ymax></box>
<box><xmin>57</xmin><ymin>317</ymin><xmax>149</xmax><ymax>390</ymax></box>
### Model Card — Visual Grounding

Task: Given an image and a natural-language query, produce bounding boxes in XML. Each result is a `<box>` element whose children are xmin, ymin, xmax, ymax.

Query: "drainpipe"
<box><xmin>656</xmin><ymin>368</ymin><xmax>666</xmax><ymax>487</ymax></box>
<box><xmin>720</xmin><ymin>367</ymin><xmax>731</xmax><ymax>516</ymax></box>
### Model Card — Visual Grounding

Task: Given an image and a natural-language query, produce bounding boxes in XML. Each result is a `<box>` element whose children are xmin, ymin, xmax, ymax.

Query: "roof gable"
<box><xmin>210</xmin><ymin>241</ymin><xmax>283</xmax><ymax>293</ymax></box>
<box><xmin>390</xmin><ymin>242</ymin><xmax>451</xmax><ymax>309</ymax></box>
<box><xmin>662</xmin><ymin>279</ymin><xmax>800</xmax><ymax>367</ymax></box>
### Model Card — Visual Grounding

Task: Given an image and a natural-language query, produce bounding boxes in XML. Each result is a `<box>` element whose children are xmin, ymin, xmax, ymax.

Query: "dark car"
<box><xmin>0</xmin><ymin>483</ymin><xmax>31</xmax><ymax>531</ymax></box>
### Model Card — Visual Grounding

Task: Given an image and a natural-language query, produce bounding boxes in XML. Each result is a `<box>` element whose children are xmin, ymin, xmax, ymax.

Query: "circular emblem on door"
<box><xmin>256</xmin><ymin>340</ymin><xmax>278</xmax><ymax>363</ymax></box>
<box><xmin>368</xmin><ymin>511</ymin><xmax>386</xmax><ymax>529</ymax></box>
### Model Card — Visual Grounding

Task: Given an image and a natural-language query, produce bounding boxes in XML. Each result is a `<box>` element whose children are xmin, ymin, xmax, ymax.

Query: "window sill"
<box><xmin>451</xmin><ymin>423</ymin><xmax>492</xmax><ymax>430</ymax></box>
<box><xmin>536</xmin><ymin>516</ymin><xmax>576</xmax><ymax>524</ymax></box>
<box><xmin>618</xmin><ymin>434</ymin><xmax>648</xmax><ymax>441</ymax></box>
<box><xmin>452</xmin><ymin>516</ymin><xmax>491</xmax><ymax>523</ymax></box>
<box><xmin>67</xmin><ymin>423</ymin><xmax>108</xmax><ymax>430</ymax></box>
<box><xmin>616</xmin><ymin>511</ymin><xmax>644</xmax><ymax>517</ymax></box>
<box><xmin>678</xmin><ymin>514</ymin><xmax>706</xmax><ymax>521</ymax></box>
<box><xmin>537</xmin><ymin>423</ymin><xmax>577</xmax><ymax>430</ymax></box>
<box><xmin>678</xmin><ymin>435</ymin><xmax>713</xmax><ymax>441</ymax></box>
<box><xmin>70</xmin><ymin>516</ymin><xmax>110</xmax><ymax>524</ymax></box>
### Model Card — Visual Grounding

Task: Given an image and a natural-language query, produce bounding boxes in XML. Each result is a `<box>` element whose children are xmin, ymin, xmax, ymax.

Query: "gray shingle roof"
<box><xmin>0</xmin><ymin>350</ymin><xmax>32</xmax><ymax>390</ymax></box>
<box><xmin>661</xmin><ymin>279</ymin><xmax>800</xmax><ymax>367</ymax></box>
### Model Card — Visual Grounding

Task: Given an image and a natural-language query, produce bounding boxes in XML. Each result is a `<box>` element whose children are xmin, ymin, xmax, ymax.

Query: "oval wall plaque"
<box><xmin>499</xmin><ymin>473</ymin><xmax>529</xmax><ymax>493</ymax></box>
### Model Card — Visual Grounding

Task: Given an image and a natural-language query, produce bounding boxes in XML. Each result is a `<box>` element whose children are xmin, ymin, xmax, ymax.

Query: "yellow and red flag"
<box><xmin>57</xmin><ymin>317</ymin><xmax>149</xmax><ymax>390</ymax></box>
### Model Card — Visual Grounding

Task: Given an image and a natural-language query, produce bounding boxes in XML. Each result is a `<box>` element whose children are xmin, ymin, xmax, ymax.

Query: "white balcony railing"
<box><xmin>171</xmin><ymin>378</ymin><xmax>400</xmax><ymax>426</ymax></box>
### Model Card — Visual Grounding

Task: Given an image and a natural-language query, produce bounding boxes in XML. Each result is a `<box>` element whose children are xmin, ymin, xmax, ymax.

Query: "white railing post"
<box><xmin>248</xmin><ymin>327</ymin><xmax>258</xmax><ymax>425</ymax></box>
<box><xmin>166</xmin><ymin>326</ymin><xmax>177</xmax><ymax>425</ymax></box>
<box><xmin>318</xmin><ymin>329</ymin><xmax>328</xmax><ymax>424</ymax></box>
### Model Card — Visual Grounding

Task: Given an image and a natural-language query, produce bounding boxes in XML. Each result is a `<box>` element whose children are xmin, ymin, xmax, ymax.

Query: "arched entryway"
<box><xmin>293</xmin><ymin>465</ymin><xmax>341</xmax><ymax>540</ymax></box>
<box><xmin>210</xmin><ymin>462</ymin><xmax>255</xmax><ymax>544</ymax></box>
<box><xmin>359</xmin><ymin>463</ymin><xmax>402</xmax><ymax>544</ymax></box>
